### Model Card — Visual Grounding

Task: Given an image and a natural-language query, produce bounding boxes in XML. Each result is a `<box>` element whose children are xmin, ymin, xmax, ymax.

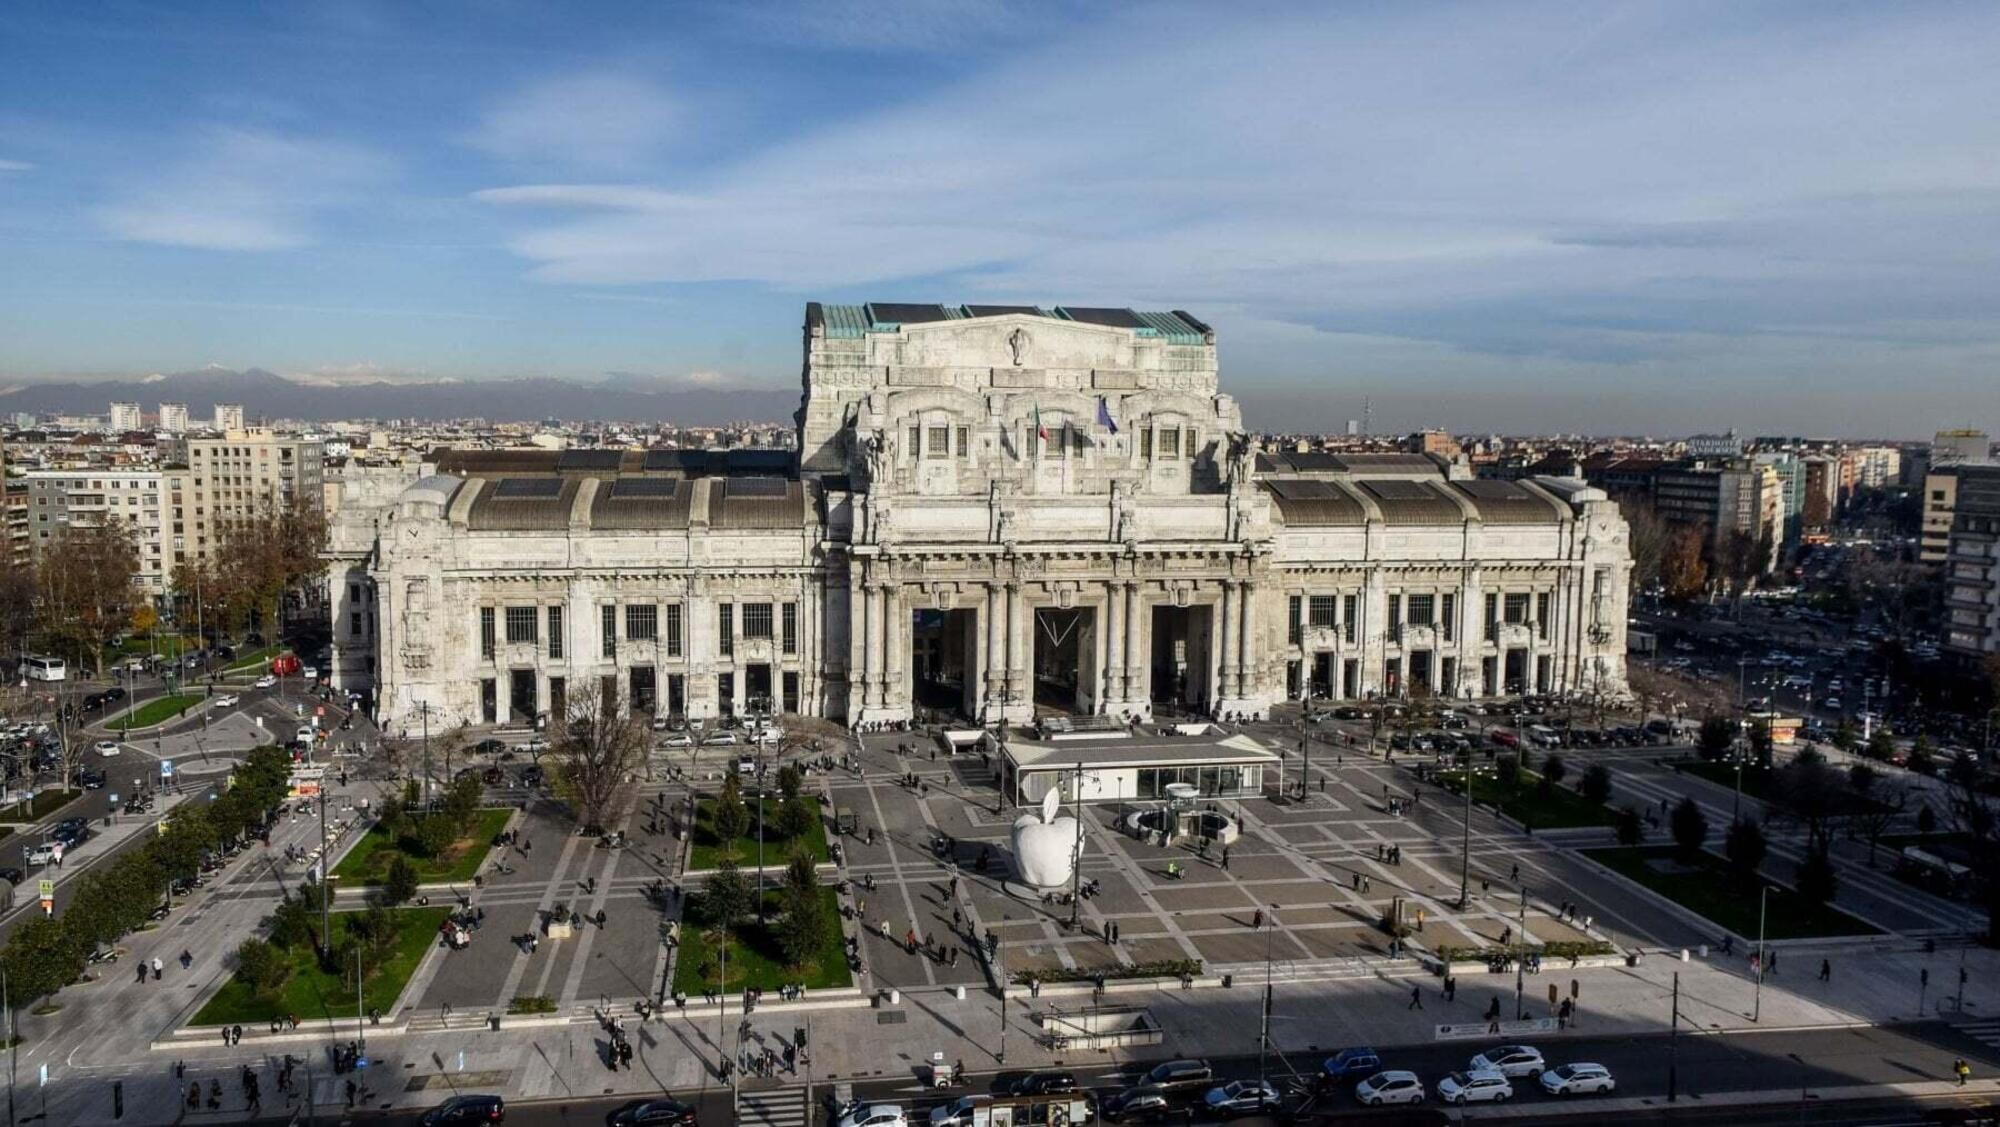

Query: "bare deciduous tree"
<box><xmin>37</xmin><ymin>518</ymin><xmax>139</xmax><ymax>678</ymax></box>
<box><xmin>547</xmin><ymin>689</ymin><xmax>647</xmax><ymax>833</ymax></box>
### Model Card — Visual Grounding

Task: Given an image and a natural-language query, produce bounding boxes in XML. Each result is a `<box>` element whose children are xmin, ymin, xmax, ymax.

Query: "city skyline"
<box><xmin>3</xmin><ymin>2</ymin><xmax>1999</xmax><ymax>436</ymax></box>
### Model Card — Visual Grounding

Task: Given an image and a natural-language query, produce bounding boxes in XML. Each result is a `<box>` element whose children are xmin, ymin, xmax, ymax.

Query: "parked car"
<box><xmin>0</xmin><ymin>867</ymin><xmax>21</xmax><ymax>885</ymax></box>
<box><xmin>927</xmin><ymin>1096</ymin><xmax>991</xmax><ymax>1126</ymax></box>
<box><xmin>1204</xmin><ymin>1079</ymin><xmax>1280</xmax><ymax>1116</ymax></box>
<box><xmin>211</xmin><ymin>694</ymin><xmax>240</xmax><ymax>708</ymax></box>
<box><xmin>605</xmin><ymin>1096</ymin><xmax>698</xmax><ymax>1125</ymax></box>
<box><xmin>1353</xmin><ymin>1070</ymin><xmax>1426</xmax><ymax>1106</ymax></box>
<box><xmin>1320</xmin><ymin>1047</ymin><xmax>1383</xmax><ymax>1084</ymax></box>
<box><xmin>52</xmin><ymin>818</ymin><xmax>90</xmax><ymax>846</ymax></box>
<box><xmin>421</xmin><ymin>1094</ymin><xmax>505</xmax><ymax>1124</ymax></box>
<box><xmin>1539</xmin><ymin>1062</ymin><xmax>1616</xmax><ymax>1096</ymax></box>
<box><xmin>1469</xmin><ymin>1045</ymin><xmax>1545</xmax><ymax>1079</ymax></box>
<box><xmin>23</xmin><ymin>843</ymin><xmax>60</xmax><ymax>866</ymax></box>
<box><xmin>835</xmin><ymin>1106</ymin><xmax>908</xmax><ymax>1127</ymax></box>
<box><xmin>474</xmin><ymin>738</ymin><xmax>508</xmax><ymax>756</ymax></box>
<box><xmin>1011</xmin><ymin>1072</ymin><xmax>1078</xmax><ymax>1097</ymax></box>
<box><xmin>1144</xmin><ymin>1060</ymin><xmax>1214</xmax><ymax>1096</ymax></box>
<box><xmin>702</xmin><ymin>732</ymin><xmax>738</xmax><ymax>746</ymax></box>
<box><xmin>301</xmin><ymin>665</ymin><xmax>318</xmax><ymax>680</ymax></box>
<box><xmin>1437</xmin><ymin>1070</ymin><xmax>1513</xmax><ymax>1104</ymax></box>
<box><xmin>1101</xmin><ymin>1086</ymin><xmax>1175</xmax><ymax>1122</ymax></box>
<box><xmin>93</xmin><ymin>740</ymin><xmax>121</xmax><ymax>757</ymax></box>
<box><xmin>254</xmin><ymin>674</ymin><xmax>278</xmax><ymax>689</ymax></box>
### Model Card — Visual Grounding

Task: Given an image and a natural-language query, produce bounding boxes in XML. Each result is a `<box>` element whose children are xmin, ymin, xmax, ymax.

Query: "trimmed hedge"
<box><xmin>1011</xmin><ymin>958</ymin><xmax>1204</xmax><ymax>986</ymax></box>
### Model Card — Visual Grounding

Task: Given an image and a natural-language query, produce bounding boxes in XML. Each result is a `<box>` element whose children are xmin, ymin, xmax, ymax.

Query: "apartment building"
<box><xmin>213</xmin><ymin>404</ymin><xmax>245</xmax><ymax>432</ymax></box>
<box><xmin>25</xmin><ymin>467</ymin><xmax>182</xmax><ymax>596</ymax></box>
<box><xmin>182</xmin><ymin>429</ymin><xmax>325</xmax><ymax>562</ymax></box>
<box><xmin>1941</xmin><ymin>465</ymin><xmax>2000</xmax><ymax>661</ymax></box>
<box><xmin>108</xmin><ymin>402</ymin><xmax>142</xmax><ymax>433</ymax></box>
<box><xmin>158</xmin><ymin>403</ymin><xmax>189</xmax><ymax>434</ymax></box>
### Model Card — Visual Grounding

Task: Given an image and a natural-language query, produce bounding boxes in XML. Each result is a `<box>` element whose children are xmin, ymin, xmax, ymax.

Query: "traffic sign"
<box><xmin>160</xmin><ymin>759</ymin><xmax>174</xmax><ymax>778</ymax></box>
<box><xmin>37</xmin><ymin>879</ymin><xmax>53</xmax><ymax>899</ymax></box>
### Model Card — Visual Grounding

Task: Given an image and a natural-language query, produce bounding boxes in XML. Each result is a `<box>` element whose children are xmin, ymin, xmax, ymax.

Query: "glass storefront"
<box><xmin>1135</xmin><ymin>763</ymin><xmax>1259</xmax><ymax>798</ymax></box>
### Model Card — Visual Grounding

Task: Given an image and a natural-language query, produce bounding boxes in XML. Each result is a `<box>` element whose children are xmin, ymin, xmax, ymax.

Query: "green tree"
<box><xmin>1831</xmin><ymin>721</ymin><xmax>1858</xmax><ymax>753</ymax></box>
<box><xmin>380</xmin><ymin>855</ymin><xmax>419</xmax><ymax>908</ymax></box>
<box><xmin>1697</xmin><ymin>716</ymin><xmax>1736</xmax><ymax>762</ymax></box>
<box><xmin>776</xmin><ymin>764</ymin><xmax>803</xmax><ymax>803</ymax></box>
<box><xmin>1795</xmin><ymin>846</ymin><xmax>1838</xmax><ymax>905</ymax></box>
<box><xmin>234</xmin><ymin>938</ymin><xmax>293</xmax><ymax>1006</ymax></box>
<box><xmin>775</xmin><ymin>852</ymin><xmax>828</xmax><ymax>968</ymax></box>
<box><xmin>1670</xmin><ymin>796</ymin><xmax>1709</xmax><ymax>863</ymax></box>
<box><xmin>1907</xmin><ymin>743</ymin><xmax>1937</xmax><ymax>777</ymax></box>
<box><xmin>1</xmin><ymin>916</ymin><xmax>84</xmax><ymax>1006</ymax></box>
<box><xmin>1863</xmin><ymin>729</ymin><xmax>1896</xmax><ymax>763</ymax></box>
<box><xmin>701</xmin><ymin>859</ymin><xmax>752</xmax><ymax>929</ymax></box>
<box><xmin>775</xmin><ymin>794</ymin><xmax>818</xmax><ymax>843</ymax></box>
<box><xmin>1724</xmin><ymin>818</ymin><xmax>1767</xmax><ymax>889</ymax></box>
<box><xmin>1538</xmin><ymin>754</ymin><xmax>1566</xmax><ymax>795</ymax></box>
<box><xmin>1848</xmin><ymin>763</ymin><xmax>1879</xmax><ymax>800</ymax></box>
<box><xmin>444</xmin><ymin>772</ymin><xmax>483</xmax><ymax>833</ymax></box>
<box><xmin>1615</xmin><ymin>805</ymin><xmax>1644</xmax><ymax>846</ymax></box>
<box><xmin>1494</xmin><ymin>755</ymin><xmax>1520</xmax><ymax>789</ymax></box>
<box><xmin>1748</xmin><ymin>717</ymin><xmax>1774</xmax><ymax>768</ymax></box>
<box><xmin>1579</xmin><ymin>763</ymin><xmax>1612</xmax><ymax>806</ymax></box>
<box><xmin>711</xmin><ymin>774</ymin><xmax>749</xmax><ymax>845</ymax></box>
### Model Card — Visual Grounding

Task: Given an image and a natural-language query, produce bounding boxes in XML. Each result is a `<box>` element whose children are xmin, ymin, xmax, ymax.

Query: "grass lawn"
<box><xmin>114</xmin><ymin>634</ymin><xmax>199</xmax><ymax>659</ymax></box>
<box><xmin>686</xmin><ymin>795</ymin><xmax>830</xmax><ymax>871</ymax></box>
<box><xmin>671</xmin><ymin>886</ymin><xmax>850</xmax><ymax>995</ymax></box>
<box><xmin>192</xmin><ymin>906</ymin><xmax>451</xmax><ymax>1026</ymax></box>
<box><xmin>110</xmin><ymin>693</ymin><xmax>207</xmax><ymax>730</ymax></box>
<box><xmin>1679</xmin><ymin>760</ymin><xmax>1893</xmax><ymax>816</ymax></box>
<box><xmin>1583</xmin><ymin>845</ymin><xmax>1880</xmax><ymax>939</ymax></box>
<box><xmin>330</xmin><ymin>808</ymin><xmax>511</xmax><ymax>885</ymax></box>
<box><xmin>0</xmin><ymin>789</ymin><xmax>79</xmax><ymax>823</ymax></box>
<box><xmin>223</xmin><ymin>645</ymin><xmax>284</xmax><ymax>674</ymax></box>
<box><xmin>1435</xmin><ymin>768</ymin><xmax>1614</xmax><ymax>830</ymax></box>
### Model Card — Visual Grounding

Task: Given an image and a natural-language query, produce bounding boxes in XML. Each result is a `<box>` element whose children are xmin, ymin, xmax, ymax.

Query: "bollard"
<box><xmin>954</xmin><ymin>985</ymin><xmax>966</xmax><ymax>1000</ymax></box>
<box><xmin>889</xmin><ymin>988</ymin><xmax>900</xmax><ymax>1005</ymax></box>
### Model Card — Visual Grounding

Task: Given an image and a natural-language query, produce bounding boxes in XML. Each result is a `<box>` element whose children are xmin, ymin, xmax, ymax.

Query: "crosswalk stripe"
<box><xmin>738</xmin><ymin>1088</ymin><xmax>809</xmax><ymax>1127</ymax></box>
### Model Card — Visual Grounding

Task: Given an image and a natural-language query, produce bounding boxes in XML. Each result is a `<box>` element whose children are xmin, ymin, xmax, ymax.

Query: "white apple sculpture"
<box><xmin>1012</xmin><ymin>788</ymin><xmax>1083</xmax><ymax>889</ymax></box>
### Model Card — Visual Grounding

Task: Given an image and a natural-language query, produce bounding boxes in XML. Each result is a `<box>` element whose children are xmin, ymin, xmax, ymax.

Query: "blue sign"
<box><xmin>160</xmin><ymin>759</ymin><xmax>174</xmax><ymax>778</ymax></box>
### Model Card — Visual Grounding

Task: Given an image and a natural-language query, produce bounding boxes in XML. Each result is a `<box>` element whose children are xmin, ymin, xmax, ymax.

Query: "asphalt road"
<box><xmin>199</xmin><ymin>1021</ymin><xmax>2000</xmax><ymax>1126</ymax></box>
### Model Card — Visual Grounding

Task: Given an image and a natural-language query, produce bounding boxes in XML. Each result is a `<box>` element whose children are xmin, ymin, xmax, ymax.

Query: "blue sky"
<box><xmin>2</xmin><ymin>0</ymin><xmax>1998</xmax><ymax>435</ymax></box>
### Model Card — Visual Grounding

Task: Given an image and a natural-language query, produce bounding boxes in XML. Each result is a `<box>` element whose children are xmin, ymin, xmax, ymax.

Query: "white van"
<box><xmin>1526</xmin><ymin>724</ymin><xmax>1563</xmax><ymax>749</ymax></box>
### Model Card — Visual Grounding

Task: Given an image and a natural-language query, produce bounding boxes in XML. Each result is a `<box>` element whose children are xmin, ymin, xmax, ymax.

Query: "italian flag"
<box><xmin>1035</xmin><ymin>404</ymin><xmax>1048</xmax><ymax>441</ymax></box>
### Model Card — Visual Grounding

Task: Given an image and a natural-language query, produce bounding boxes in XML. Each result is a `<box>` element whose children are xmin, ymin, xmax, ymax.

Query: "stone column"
<box><xmin>884</xmin><ymin>582</ymin><xmax>903</xmax><ymax>711</ymax></box>
<box><xmin>1104</xmin><ymin>581</ymin><xmax>1125</xmax><ymax>705</ymax></box>
<box><xmin>1124</xmin><ymin>581</ymin><xmax>1143</xmax><ymax>704</ymax></box>
<box><xmin>848</xmin><ymin>570</ymin><xmax>866</xmax><ymax>715</ymax></box>
<box><xmin>1217</xmin><ymin>579</ymin><xmax>1237</xmax><ymax>704</ymax></box>
<box><xmin>1005</xmin><ymin>580</ymin><xmax>1026</xmax><ymax>709</ymax></box>
<box><xmin>985</xmin><ymin>582</ymin><xmax>1004</xmax><ymax>716</ymax></box>
<box><xmin>1232</xmin><ymin>579</ymin><xmax>1248</xmax><ymax>695</ymax></box>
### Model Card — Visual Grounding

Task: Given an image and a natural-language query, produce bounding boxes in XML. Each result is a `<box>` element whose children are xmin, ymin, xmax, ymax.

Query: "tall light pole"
<box><xmin>1068</xmin><ymin>762</ymin><xmax>1086</xmax><ymax>928</ymax></box>
<box><xmin>1512</xmin><ymin>883</ymin><xmax>1528</xmax><ymax>1019</ymax></box>
<box><xmin>1457</xmin><ymin>746</ymin><xmax>1473</xmax><ymax>909</ymax></box>
<box><xmin>1752</xmin><ymin>885</ymin><xmax>1768</xmax><ymax>1022</ymax></box>
<box><xmin>1259</xmin><ymin>905</ymin><xmax>1277</xmax><ymax>1084</ymax></box>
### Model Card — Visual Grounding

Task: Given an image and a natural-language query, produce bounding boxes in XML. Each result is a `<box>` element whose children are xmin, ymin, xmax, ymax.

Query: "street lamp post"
<box><xmin>1513</xmin><ymin>884</ymin><xmax>1528</xmax><ymax>1019</ymax></box>
<box><xmin>1457</xmin><ymin>746</ymin><xmax>1473</xmax><ymax>909</ymax></box>
<box><xmin>1259</xmin><ymin>906</ymin><xmax>1276</xmax><ymax>1084</ymax></box>
<box><xmin>1753</xmin><ymin>885</ymin><xmax>1768</xmax><ymax>1022</ymax></box>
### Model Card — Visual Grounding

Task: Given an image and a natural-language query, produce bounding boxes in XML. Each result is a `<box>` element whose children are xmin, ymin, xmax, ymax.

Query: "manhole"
<box><xmin>876</xmin><ymin>1011</ymin><xmax>907</xmax><ymax>1025</ymax></box>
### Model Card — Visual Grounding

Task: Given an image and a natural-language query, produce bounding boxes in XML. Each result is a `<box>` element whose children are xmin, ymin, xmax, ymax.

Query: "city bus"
<box><xmin>19</xmin><ymin>655</ymin><xmax>65</xmax><ymax>682</ymax></box>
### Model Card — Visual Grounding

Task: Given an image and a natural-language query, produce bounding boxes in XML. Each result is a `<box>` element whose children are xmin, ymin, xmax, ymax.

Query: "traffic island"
<box><xmin>1582</xmin><ymin>845</ymin><xmax>1880</xmax><ymax>939</ymax></box>
<box><xmin>684</xmin><ymin>795</ymin><xmax>830</xmax><ymax>873</ymax></box>
<box><xmin>329</xmin><ymin>808</ymin><xmax>511</xmax><ymax>886</ymax></box>
<box><xmin>672</xmin><ymin>887</ymin><xmax>853</xmax><ymax>996</ymax></box>
<box><xmin>189</xmin><ymin>905</ymin><xmax>453</xmax><ymax>1029</ymax></box>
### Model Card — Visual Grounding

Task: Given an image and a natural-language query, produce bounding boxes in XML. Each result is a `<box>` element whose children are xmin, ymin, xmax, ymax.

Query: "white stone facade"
<box><xmin>355</xmin><ymin>303</ymin><xmax>1630</xmax><ymax>731</ymax></box>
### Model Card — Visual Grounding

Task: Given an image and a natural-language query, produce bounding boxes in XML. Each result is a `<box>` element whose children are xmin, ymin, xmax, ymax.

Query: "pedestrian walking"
<box><xmin>1408</xmin><ymin>985</ymin><xmax>1423</xmax><ymax>1010</ymax></box>
<box><xmin>152</xmin><ymin>956</ymin><xmax>164</xmax><ymax>980</ymax></box>
<box><xmin>180</xmin><ymin>949</ymin><xmax>193</xmax><ymax>970</ymax></box>
<box><xmin>1221</xmin><ymin>846</ymin><xmax>1231</xmax><ymax>870</ymax></box>
<box><xmin>1819</xmin><ymin>959</ymin><xmax>1831</xmax><ymax>983</ymax></box>
<box><xmin>1958</xmin><ymin>1058</ymin><xmax>1972</xmax><ymax>1086</ymax></box>
<box><xmin>137</xmin><ymin>963</ymin><xmax>149</xmax><ymax>985</ymax></box>
<box><xmin>1768</xmin><ymin>950</ymin><xmax>1778</xmax><ymax>976</ymax></box>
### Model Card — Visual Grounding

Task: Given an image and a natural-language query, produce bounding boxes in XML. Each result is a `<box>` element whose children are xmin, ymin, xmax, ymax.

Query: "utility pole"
<box><xmin>997</xmin><ymin>948</ymin><xmax>1008</xmax><ymax>1066</ymax></box>
<box><xmin>355</xmin><ymin>947</ymin><xmax>366</xmax><ymax>1055</ymax></box>
<box><xmin>319</xmin><ymin>789</ymin><xmax>332</xmax><ymax>948</ymax></box>
<box><xmin>1259</xmin><ymin>906</ymin><xmax>1276</xmax><ymax>1083</ymax></box>
<box><xmin>1458</xmin><ymin>746</ymin><xmax>1473</xmax><ymax>908</ymax></box>
<box><xmin>1068</xmin><ymin>761</ymin><xmax>1085</xmax><ymax>928</ymax></box>
<box><xmin>1753</xmin><ymin>885</ymin><xmax>1768</xmax><ymax>1022</ymax></box>
<box><xmin>719</xmin><ymin>937</ymin><xmax>731</xmax><ymax>1092</ymax></box>
<box><xmin>4</xmin><ymin>964</ymin><xmax>15</xmax><ymax>1127</ymax></box>
<box><xmin>1513</xmin><ymin>884</ymin><xmax>1527</xmax><ymax>1019</ymax></box>
<box><xmin>1667</xmin><ymin>971</ymin><xmax>1680</xmax><ymax>1102</ymax></box>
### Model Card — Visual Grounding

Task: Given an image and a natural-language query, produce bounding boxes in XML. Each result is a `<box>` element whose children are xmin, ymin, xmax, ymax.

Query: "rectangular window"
<box><xmin>783</xmin><ymin>670</ymin><xmax>800</xmax><ymax>713</ymax></box>
<box><xmin>630</xmin><ymin>666</ymin><xmax>656</xmax><ymax>714</ymax></box>
<box><xmin>1504</xmin><ymin>592</ymin><xmax>1530</xmax><ymax>624</ymax></box>
<box><xmin>1388</xmin><ymin>594</ymin><xmax>1403</xmax><ymax>643</ymax></box>
<box><xmin>480</xmin><ymin>678</ymin><xmax>497</xmax><ymax>723</ymax></box>
<box><xmin>957</xmin><ymin>426</ymin><xmax>970</xmax><ymax>457</ymax></box>
<box><xmin>1441</xmin><ymin>656</ymin><xmax>1457</xmax><ymax>694</ymax></box>
<box><xmin>601</xmin><ymin>604</ymin><xmax>617</xmax><ymax>658</ymax></box>
<box><xmin>1407</xmin><ymin>593</ymin><xmax>1435</xmax><ymax>627</ymax></box>
<box><xmin>1536</xmin><ymin>592</ymin><xmax>1552</xmax><ymax>640</ymax></box>
<box><xmin>719</xmin><ymin>603</ymin><xmax>734</xmax><ymax>657</ymax></box>
<box><xmin>908</xmin><ymin>426</ymin><xmax>921</xmax><ymax>456</ymax></box>
<box><xmin>1485</xmin><ymin>593</ymin><xmax>1500</xmax><ymax>641</ymax></box>
<box><xmin>505</xmin><ymin>605</ymin><xmax>538</xmax><ymax>644</ymax></box>
<box><xmin>548</xmin><ymin>605</ymin><xmax>564</xmax><ymax>659</ymax></box>
<box><xmin>1140</xmin><ymin>429</ymin><xmax>1153</xmax><ymax>459</ymax></box>
<box><xmin>782</xmin><ymin>602</ymin><xmax>798</xmax><ymax>654</ymax></box>
<box><xmin>549</xmin><ymin>676</ymin><xmax>566</xmax><ymax>721</ymax></box>
<box><xmin>626</xmin><ymin>603</ymin><xmax>658</xmax><ymax>641</ymax></box>
<box><xmin>717</xmin><ymin>672</ymin><xmax>734</xmax><ymax>715</ymax></box>
<box><xmin>927</xmin><ymin>426</ymin><xmax>950</xmax><ymax>458</ymax></box>
<box><xmin>350</xmin><ymin>611</ymin><xmax>362</xmax><ymax>637</ymax></box>
<box><xmin>1441</xmin><ymin>593</ymin><xmax>1456</xmax><ymax>642</ymax></box>
<box><xmin>480</xmin><ymin>607</ymin><xmax>495</xmax><ymax>659</ymax></box>
<box><xmin>666</xmin><ymin>603</ymin><xmax>683</xmax><ymax>657</ymax></box>
<box><xmin>743</xmin><ymin>602</ymin><xmax>774</xmax><ymax>640</ymax></box>
<box><xmin>1160</xmin><ymin>428</ymin><xmax>1181</xmax><ymax>459</ymax></box>
<box><xmin>1309</xmin><ymin>594</ymin><xmax>1336</xmax><ymax>629</ymax></box>
<box><xmin>1288</xmin><ymin>595</ymin><xmax>1303</xmax><ymax>644</ymax></box>
<box><xmin>1342</xmin><ymin>594</ymin><xmax>1357</xmax><ymax>643</ymax></box>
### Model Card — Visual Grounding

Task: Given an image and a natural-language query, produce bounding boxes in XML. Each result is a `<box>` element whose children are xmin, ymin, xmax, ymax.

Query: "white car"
<box><xmin>23</xmin><ymin>842</ymin><xmax>60</xmax><ymax>866</ymax></box>
<box><xmin>1436</xmin><ymin>1069</ymin><xmax>1513</xmax><ymax>1104</ymax></box>
<box><xmin>735</xmin><ymin>755</ymin><xmax>758</xmax><ymax>775</ymax></box>
<box><xmin>254</xmin><ymin>675</ymin><xmax>278</xmax><ymax>689</ymax></box>
<box><xmin>836</xmin><ymin>1106</ymin><xmax>908</xmax><ymax>1127</ymax></box>
<box><xmin>93</xmin><ymin>740</ymin><xmax>121</xmax><ymax>757</ymax></box>
<box><xmin>296</xmin><ymin>726</ymin><xmax>316</xmax><ymax>744</ymax></box>
<box><xmin>703</xmin><ymin>732</ymin><xmax>738</xmax><ymax>746</ymax></box>
<box><xmin>211</xmin><ymin>694</ymin><xmax>240</xmax><ymax>708</ymax></box>
<box><xmin>1354</xmin><ymin>1070</ymin><xmax>1425</xmax><ymax>1106</ymax></box>
<box><xmin>663</xmin><ymin>734</ymin><xmax>693</xmax><ymax>749</ymax></box>
<box><xmin>928</xmin><ymin>1096</ymin><xmax>991</xmax><ymax>1126</ymax></box>
<box><xmin>1470</xmin><ymin>1045</ymin><xmax>1545</xmax><ymax>1079</ymax></box>
<box><xmin>301</xmin><ymin>665</ymin><xmax>318</xmax><ymax>680</ymax></box>
<box><xmin>1540</xmin><ymin>1062</ymin><xmax>1616</xmax><ymax>1095</ymax></box>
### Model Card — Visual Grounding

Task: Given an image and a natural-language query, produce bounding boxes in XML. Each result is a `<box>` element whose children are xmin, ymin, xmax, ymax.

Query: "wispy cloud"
<box><xmin>715</xmin><ymin>0</ymin><xmax>1057</xmax><ymax>53</ymax></box>
<box><xmin>95</xmin><ymin>127</ymin><xmax>387</xmax><ymax>250</ymax></box>
<box><xmin>474</xmin><ymin>1</ymin><xmax>2000</xmax><ymax>373</ymax></box>
<box><xmin>468</xmin><ymin>73</ymin><xmax>679</xmax><ymax>170</ymax></box>
<box><xmin>0</xmin><ymin>159</ymin><xmax>33</xmax><ymax>173</ymax></box>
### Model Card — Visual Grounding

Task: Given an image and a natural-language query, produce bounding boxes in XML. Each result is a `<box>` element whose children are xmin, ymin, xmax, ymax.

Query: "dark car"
<box><xmin>0</xmin><ymin>868</ymin><xmax>21</xmax><ymax>886</ymax></box>
<box><xmin>81</xmin><ymin>692</ymin><xmax>106</xmax><ymax>711</ymax></box>
<box><xmin>473</xmin><ymin>738</ymin><xmax>508</xmax><ymax>756</ymax></box>
<box><xmin>606</xmin><ymin>1098</ymin><xmax>697</xmax><ymax>1126</ymax></box>
<box><xmin>102</xmin><ymin>687</ymin><xmax>127</xmax><ymax>703</ymax></box>
<box><xmin>73</xmin><ymin>768</ymin><xmax>105</xmax><ymax>790</ymax></box>
<box><xmin>1102</xmin><ymin>1085</ymin><xmax>1175</xmax><ymax>1122</ymax></box>
<box><xmin>421</xmin><ymin>1094</ymin><xmax>505</xmax><ymax>1125</ymax></box>
<box><xmin>1320</xmin><ymin>1047</ymin><xmax>1384</xmax><ymax>1085</ymax></box>
<box><xmin>1011</xmin><ymin>1071</ymin><xmax>1079</xmax><ymax>1097</ymax></box>
<box><xmin>1144</xmin><ymin>1060</ymin><xmax>1214</xmax><ymax>1095</ymax></box>
<box><xmin>51</xmin><ymin>818</ymin><xmax>90</xmax><ymax>846</ymax></box>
